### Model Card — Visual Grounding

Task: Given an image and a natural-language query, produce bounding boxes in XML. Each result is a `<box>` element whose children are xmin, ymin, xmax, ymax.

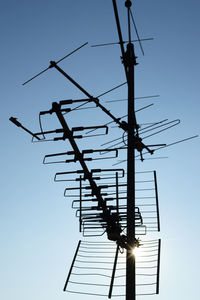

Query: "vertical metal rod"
<box><xmin>154</xmin><ymin>170</ymin><xmax>160</xmax><ymax>232</ymax></box>
<box><xmin>127</xmin><ymin>6</ymin><xmax>131</xmax><ymax>43</ymax></box>
<box><xmin>156</xmin><ymin>239</ymin><xmax>161</xmax><ymax>294</ymax></box>
<box><xmin>63</xmin><ymin>240</ymin><xmax>81</xmax><ymax>291</ymax></box>
<box><xmin>108</xmin><ymin>244</ymin><xmax>120</xmax><ymax>298</ymax></box>
<box><xmin>124</xmin><ymin>1</ymin><xmax>137</xmax><ymax>298</ymax></box>
<box><xmin>79</xmin><ymin>176</ymin><xmax>82</xmax><ymax>232</ymax></box>
<box><xmin>111</xmin><ymin>5</ymin><xmax>137</xmax><ymax>297</ymax></box>
<box><xmin>116</xmin><ymin>172</ymin><xmax>119</xmax><ymax>219</ymax></box>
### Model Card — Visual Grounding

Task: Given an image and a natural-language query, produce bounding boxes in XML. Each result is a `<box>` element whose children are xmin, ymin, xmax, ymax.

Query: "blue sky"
<box><xmin>1</xmin><ymin>1</ymin><xmax>200</xmax><ymax>300</ymax></box>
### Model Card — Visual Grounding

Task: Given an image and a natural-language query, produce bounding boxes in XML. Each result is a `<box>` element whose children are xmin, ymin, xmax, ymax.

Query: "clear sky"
<box><xmin>1</xmin><ymin>0</ymin><xmax>200</xmax><ymax>300</ymax></box>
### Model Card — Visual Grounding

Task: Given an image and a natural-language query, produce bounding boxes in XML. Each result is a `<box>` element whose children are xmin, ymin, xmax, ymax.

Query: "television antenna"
<box><xmin>10</xmin><ymin>0</ymin><xmax>198</xmax><ymax>299</ymax></box>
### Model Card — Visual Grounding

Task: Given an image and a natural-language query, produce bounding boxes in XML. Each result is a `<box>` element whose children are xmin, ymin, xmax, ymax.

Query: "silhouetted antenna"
<box><xmin>91</xmin><ymin>38</ymin><xmax>154</xmax><ymax>48</ymax></box>
<box><xmin>63</xmin><ymin>239</ymin><xmax>161</xmax><ymax>297</ymax></box>
<box><xmin>113</xmin><ymin>135</ymin><xmax>198</xmax><ymax>166</ymax></box>
<box><xmin>10</xmin><ymin>1</ymin><xmax>198</xmax><ymax>300</ymax></box>
<box><xmin>22</xmin><ymin>42</ymin><xmax>88</xmax><ymax>85</ymax></box>
<box><xmin>85</xmin><ymin>103</ymin><xmax>154</xmax><ymax>135</ymax></box>
<box><xmin>101</xmin><ymin>119</ymin><xmax>169</xmax><ymax>148</ymax></box>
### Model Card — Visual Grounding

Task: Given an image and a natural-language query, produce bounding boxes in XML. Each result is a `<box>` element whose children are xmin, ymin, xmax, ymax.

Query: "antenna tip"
<box><xmin>125</xmin><ymin>0</ymin><xmax>132</xmax><ymax>8</ymax></box>
<box><xmin>9</xmin><ymin>117</ymin><xmax>21</xmax><ymax>127</ymax></box>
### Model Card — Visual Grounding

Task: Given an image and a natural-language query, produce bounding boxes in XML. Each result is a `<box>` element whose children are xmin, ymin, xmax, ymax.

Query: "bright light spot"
<box><xmin>132</xmin><ymin>247</ymin><xmax>140</xmax><ymax>257</ymax></box>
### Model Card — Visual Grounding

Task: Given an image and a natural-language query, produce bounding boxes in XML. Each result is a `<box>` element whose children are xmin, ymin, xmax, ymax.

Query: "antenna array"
<box><xmin>10</xmin><ymin>1</ymin><xmax>197</xmax><ymax>300</ymax></box>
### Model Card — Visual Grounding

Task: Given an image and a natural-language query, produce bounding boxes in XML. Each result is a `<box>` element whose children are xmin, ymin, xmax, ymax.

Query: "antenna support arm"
<box><xmin>49</xmin><ymin>61</ymin><xmax>128</xmax><ymax>131</ymax></box>
<box><xmin>9</xmin><ymin>117</ymin><xmax>41</xmax><ymax>140</ymax></box>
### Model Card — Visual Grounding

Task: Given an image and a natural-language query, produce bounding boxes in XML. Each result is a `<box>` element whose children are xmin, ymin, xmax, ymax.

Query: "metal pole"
<box><xmin>126</xmin><ymin>41</ymin><xmax>136</xmax><ymax>300</ymax></box>
<box><xmin>125</xmin><ymin>2</ymin><xmax>137</xmax><ymax>299</ymax></box>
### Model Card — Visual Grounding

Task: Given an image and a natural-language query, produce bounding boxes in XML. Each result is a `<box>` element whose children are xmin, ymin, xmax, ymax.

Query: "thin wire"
<box><xmin>105</xmin><ymin>94</ymin><xmax>160</xmax><ymax>103</ymax></box>
<box><xmin>75</xmin><ymin>260</ymin><xmax>124</xmax><ymax>264</ymax></box>
<box><xmin>63</xmin><ymin>82</ymin><xmax>126</xmax><ymax>115</ymax></box>
<box><xmin>68</xmin><ymin>281</ymin><xmax>121</xmax><ymax>287</ymax></box>
<box><xmin>97</xmin><ymin>82</ymin><xmax>127</xmax><ymax>98</ymax></box>
<box><xmin>77</xmin><ymin>254</ymin><xmax>115</xmax><ymax>259</ymax></box>
<box><xmin>56</xmin><ymin>42</ymin><xmax>88</xmax><ymax>64</ymax></box>
<box><xmin>81</xmin><ymin>241</ymin><xmax>116</xmax><ymax>244</ymax></box>
<box><xmin>91</xmin><ymin>38</ymin><xmax>154</xmax><ymax>48</ymax></box>
<box><xmin>142</xmin><ymin>119</ymin><xmax>180</xmax><ymax>140</ymax></box>
<box><xmin>139</xmin><ymin>119</ymin><xmax>168</xmax><ymax>133</ymax></box>
<box><xmin>155</xmin><ymin>135</ymin><xmax>199</xmax><ymax>151</ymax></box>
<box><xmin>86</xmin><ymin>103</ymin><xmax>153</xmax><ymax>135</ymax></box>
<box><xmin>22</xmin><ymin>42</ymin><xmax>88</xmax><ymax>85</ymax></box>
<box><xmin>71</xmin><ymin>273</ymin><xmax>111</xmax><ymax>279</ymax></box>
<box><xmin>86</xmin><ymin>114</ymin><xmax>127</xmax><ymax>135</ymax></box>
<box><xmin>69</xmin><ymin>278</ymin><xmax>157</xmax><ymax>285</ymax></box>
<box><xmin>130</xmin><ymin>9</ymin><xmax>144</xmax><ymax>55</ymax></box>
<box><xmin>22</xmin><ymin>67</ymin><xmax>49</xmax><ymax>86</ymax></box>
<box><xmin>66</xmin><ymin>290</ymin><xmax>157</xmax><ymax>297</ymax></box>
<box><xmin>101</xmin><ymin>135</ymin><xmax>125</xmax><ymax>147</ymax></box>
<box><xmin>73</xmin><ymin>266</ymin><xmax>113</xmax><ymax>271</ymax></box>
<box><xmin>78</xmin><ymin>248</ymin><xmax>116</xmax><ymax>254</ymax></box>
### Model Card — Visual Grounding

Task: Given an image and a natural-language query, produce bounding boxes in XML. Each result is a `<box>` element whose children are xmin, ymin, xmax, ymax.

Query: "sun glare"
<box><xmin>132</xmin><ymin>247</ymin><xmax>140</xmax><ymax>257</ymax></box>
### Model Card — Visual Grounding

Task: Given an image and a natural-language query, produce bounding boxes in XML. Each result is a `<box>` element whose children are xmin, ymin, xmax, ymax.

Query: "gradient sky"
<box><xmin>1</xmin><ymin>1</ymin><xmax>200</xmax><ymax>300</ymax></box>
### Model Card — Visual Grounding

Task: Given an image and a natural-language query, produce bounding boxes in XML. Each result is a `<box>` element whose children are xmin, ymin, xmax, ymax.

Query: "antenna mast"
<box><xmin>10</xmin><ymin>0</ymin><xmax>197</xmax><ymax>299</ymax></box>
<box><xmin>125</xmin><ymin>1</ymin><xmax>136</xmax><ymax>299</ymax></box>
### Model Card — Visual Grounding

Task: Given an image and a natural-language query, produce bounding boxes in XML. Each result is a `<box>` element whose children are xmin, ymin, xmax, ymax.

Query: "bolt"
<box><xmin>125</xmin><ymin>0</ymin><xmax>132</xmax><ymax>8</ymax></box>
